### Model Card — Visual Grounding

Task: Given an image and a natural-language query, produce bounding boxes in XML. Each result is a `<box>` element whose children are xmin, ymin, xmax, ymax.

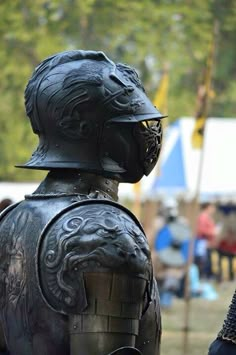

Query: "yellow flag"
<box><xmin>191</xmin><ymin>117</ymin><xmax>206</xmax><ymax>149</ymax></box>
<box><xmin>153</xmin><ymin>70</ymin><xmax>169</xmax><ymax>115</ymax></box>
<box><xmin>191</xmin><ymin>85</ymin><xmax>209</xmax><ymax>149</ymax></box>
<box><xmin>192</xmin><ymin>37</ymin><xmax>215</xmax><ymax>149</ymax></box>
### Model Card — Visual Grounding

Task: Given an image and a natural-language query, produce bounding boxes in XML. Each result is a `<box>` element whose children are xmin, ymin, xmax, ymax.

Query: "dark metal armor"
<box><xmin>208</xmin><ymin>289</ymin><xmax>236</xmax><ymax>355</ymax></box>
<box><xmin>0</xmin><ymin>50</ymin><xmax>163</xmax><ymax>355</ymax></box>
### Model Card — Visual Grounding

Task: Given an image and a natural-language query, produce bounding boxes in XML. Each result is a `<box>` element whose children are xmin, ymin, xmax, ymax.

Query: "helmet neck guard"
<box><xmin>28</xmin><ymin>170</ymin><xmax>119</xmax><ymax>202</ymax></box>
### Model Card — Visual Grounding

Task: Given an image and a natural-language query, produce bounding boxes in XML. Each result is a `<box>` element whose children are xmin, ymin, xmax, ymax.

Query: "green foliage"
<box><xmin>0</xmin><ymin>0</ymin><xmax>235</xmax><ymax>180</ymax></box>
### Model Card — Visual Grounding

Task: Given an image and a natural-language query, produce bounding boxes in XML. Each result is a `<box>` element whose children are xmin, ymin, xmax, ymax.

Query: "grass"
<box><xmin>160</xmin><ymin>282</ymin><xmax>235</xmax><ymax>355</ymax></box>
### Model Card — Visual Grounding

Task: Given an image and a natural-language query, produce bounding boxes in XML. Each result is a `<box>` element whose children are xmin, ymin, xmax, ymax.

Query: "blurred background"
<box><xmin>0</xmin><ymin>1</ymin><xmax>236</xmax><ymax>354</ymax></box>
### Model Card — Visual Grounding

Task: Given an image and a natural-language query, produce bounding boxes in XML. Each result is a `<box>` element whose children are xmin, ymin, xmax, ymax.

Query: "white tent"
<box><xmin>0</xmin><ymin>182</ymin><xmax>39</xmax><ymax>203</ymax></box>
<box><xmin>152</xmin><ymin>117</ymin><xmax>236</xmax><ymax>200</ymax></box>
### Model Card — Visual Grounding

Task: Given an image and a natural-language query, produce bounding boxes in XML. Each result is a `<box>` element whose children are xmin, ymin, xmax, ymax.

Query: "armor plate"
<box><xmin>0</xmin><ymin>193</ymin><xmax>161</xmax><ymax>354</ymax></box>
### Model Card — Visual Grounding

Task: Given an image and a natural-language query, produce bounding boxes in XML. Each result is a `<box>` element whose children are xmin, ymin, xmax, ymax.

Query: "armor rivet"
<box><xmin>73</xmin><ymin>324</ymin><xmax>77</xmax><ymax>329</ymax></box>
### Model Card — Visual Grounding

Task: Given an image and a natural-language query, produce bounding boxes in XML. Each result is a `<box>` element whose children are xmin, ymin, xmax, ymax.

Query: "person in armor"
<box><xmin>208</xmin><ymin>289</ymin><xmax>236</xmax><ymax>355</ymax></box>
<box><xmin>0</xmin><ymin>50</ymin><xmax>164</xmax><ymax>355</ymax></box>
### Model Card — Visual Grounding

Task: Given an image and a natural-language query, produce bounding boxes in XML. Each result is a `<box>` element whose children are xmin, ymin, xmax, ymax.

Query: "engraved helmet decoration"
<box><xmin>21</xmin><ymin>50</ymin><xmax>165</xmax><ymax>183</ymax></box>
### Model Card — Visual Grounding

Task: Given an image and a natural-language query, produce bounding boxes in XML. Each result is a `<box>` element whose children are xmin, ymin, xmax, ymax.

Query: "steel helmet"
<box><xmin>20</xmin><ymin>50</ymin><xmax>165</xmax><ymax>183</ymax></box>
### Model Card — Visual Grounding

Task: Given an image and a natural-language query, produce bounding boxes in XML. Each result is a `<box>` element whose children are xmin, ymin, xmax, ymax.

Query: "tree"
<box><xmin>0</xmin><ymin>0</ymin><xmax>235</xmax><ymax>180</ymax></box>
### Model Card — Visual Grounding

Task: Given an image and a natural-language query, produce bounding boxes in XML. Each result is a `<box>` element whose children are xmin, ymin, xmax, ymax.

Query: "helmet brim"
<box><xmin>108</xmin><ymin>113</ymin><xmax>167</xmax><ymax>123</ymax></box>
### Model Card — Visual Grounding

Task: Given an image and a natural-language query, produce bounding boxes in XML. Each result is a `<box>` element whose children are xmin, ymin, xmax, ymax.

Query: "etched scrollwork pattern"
<box><xmin>0</xmin><ymin>210</ymin><xmax>33</xmax><ymax>342</ymax></box>
<box><xmin>39</xmin><ymin>204</ymin><xmax>152</xmax><ymax>313</ymax></box>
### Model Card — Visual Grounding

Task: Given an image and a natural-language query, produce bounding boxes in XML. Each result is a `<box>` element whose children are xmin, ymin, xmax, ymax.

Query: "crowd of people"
<box><xmin>151</xmin><ymin>199</ymin><xmax>236</xmax><ymax>309</ymax></box>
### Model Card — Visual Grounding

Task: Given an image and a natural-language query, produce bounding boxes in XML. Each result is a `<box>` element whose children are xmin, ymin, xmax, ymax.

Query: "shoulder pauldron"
<box><xmin>36</xmin><ymin>199</ymin><xmax>152</xmax><ymax>315</ymax></box>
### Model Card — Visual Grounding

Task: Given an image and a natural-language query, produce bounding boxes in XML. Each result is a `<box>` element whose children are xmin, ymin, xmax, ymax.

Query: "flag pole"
<box><xmin>182</xmin><ymin>21</ymin><xmax>218</xmax><ymax>355</ymax></box>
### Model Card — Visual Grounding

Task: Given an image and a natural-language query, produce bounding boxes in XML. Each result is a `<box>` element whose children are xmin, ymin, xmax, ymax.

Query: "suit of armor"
<box><xmin>0</xmin><ymin>50</ymin><xmax>164</xmax><ymax>355</ymax></box>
